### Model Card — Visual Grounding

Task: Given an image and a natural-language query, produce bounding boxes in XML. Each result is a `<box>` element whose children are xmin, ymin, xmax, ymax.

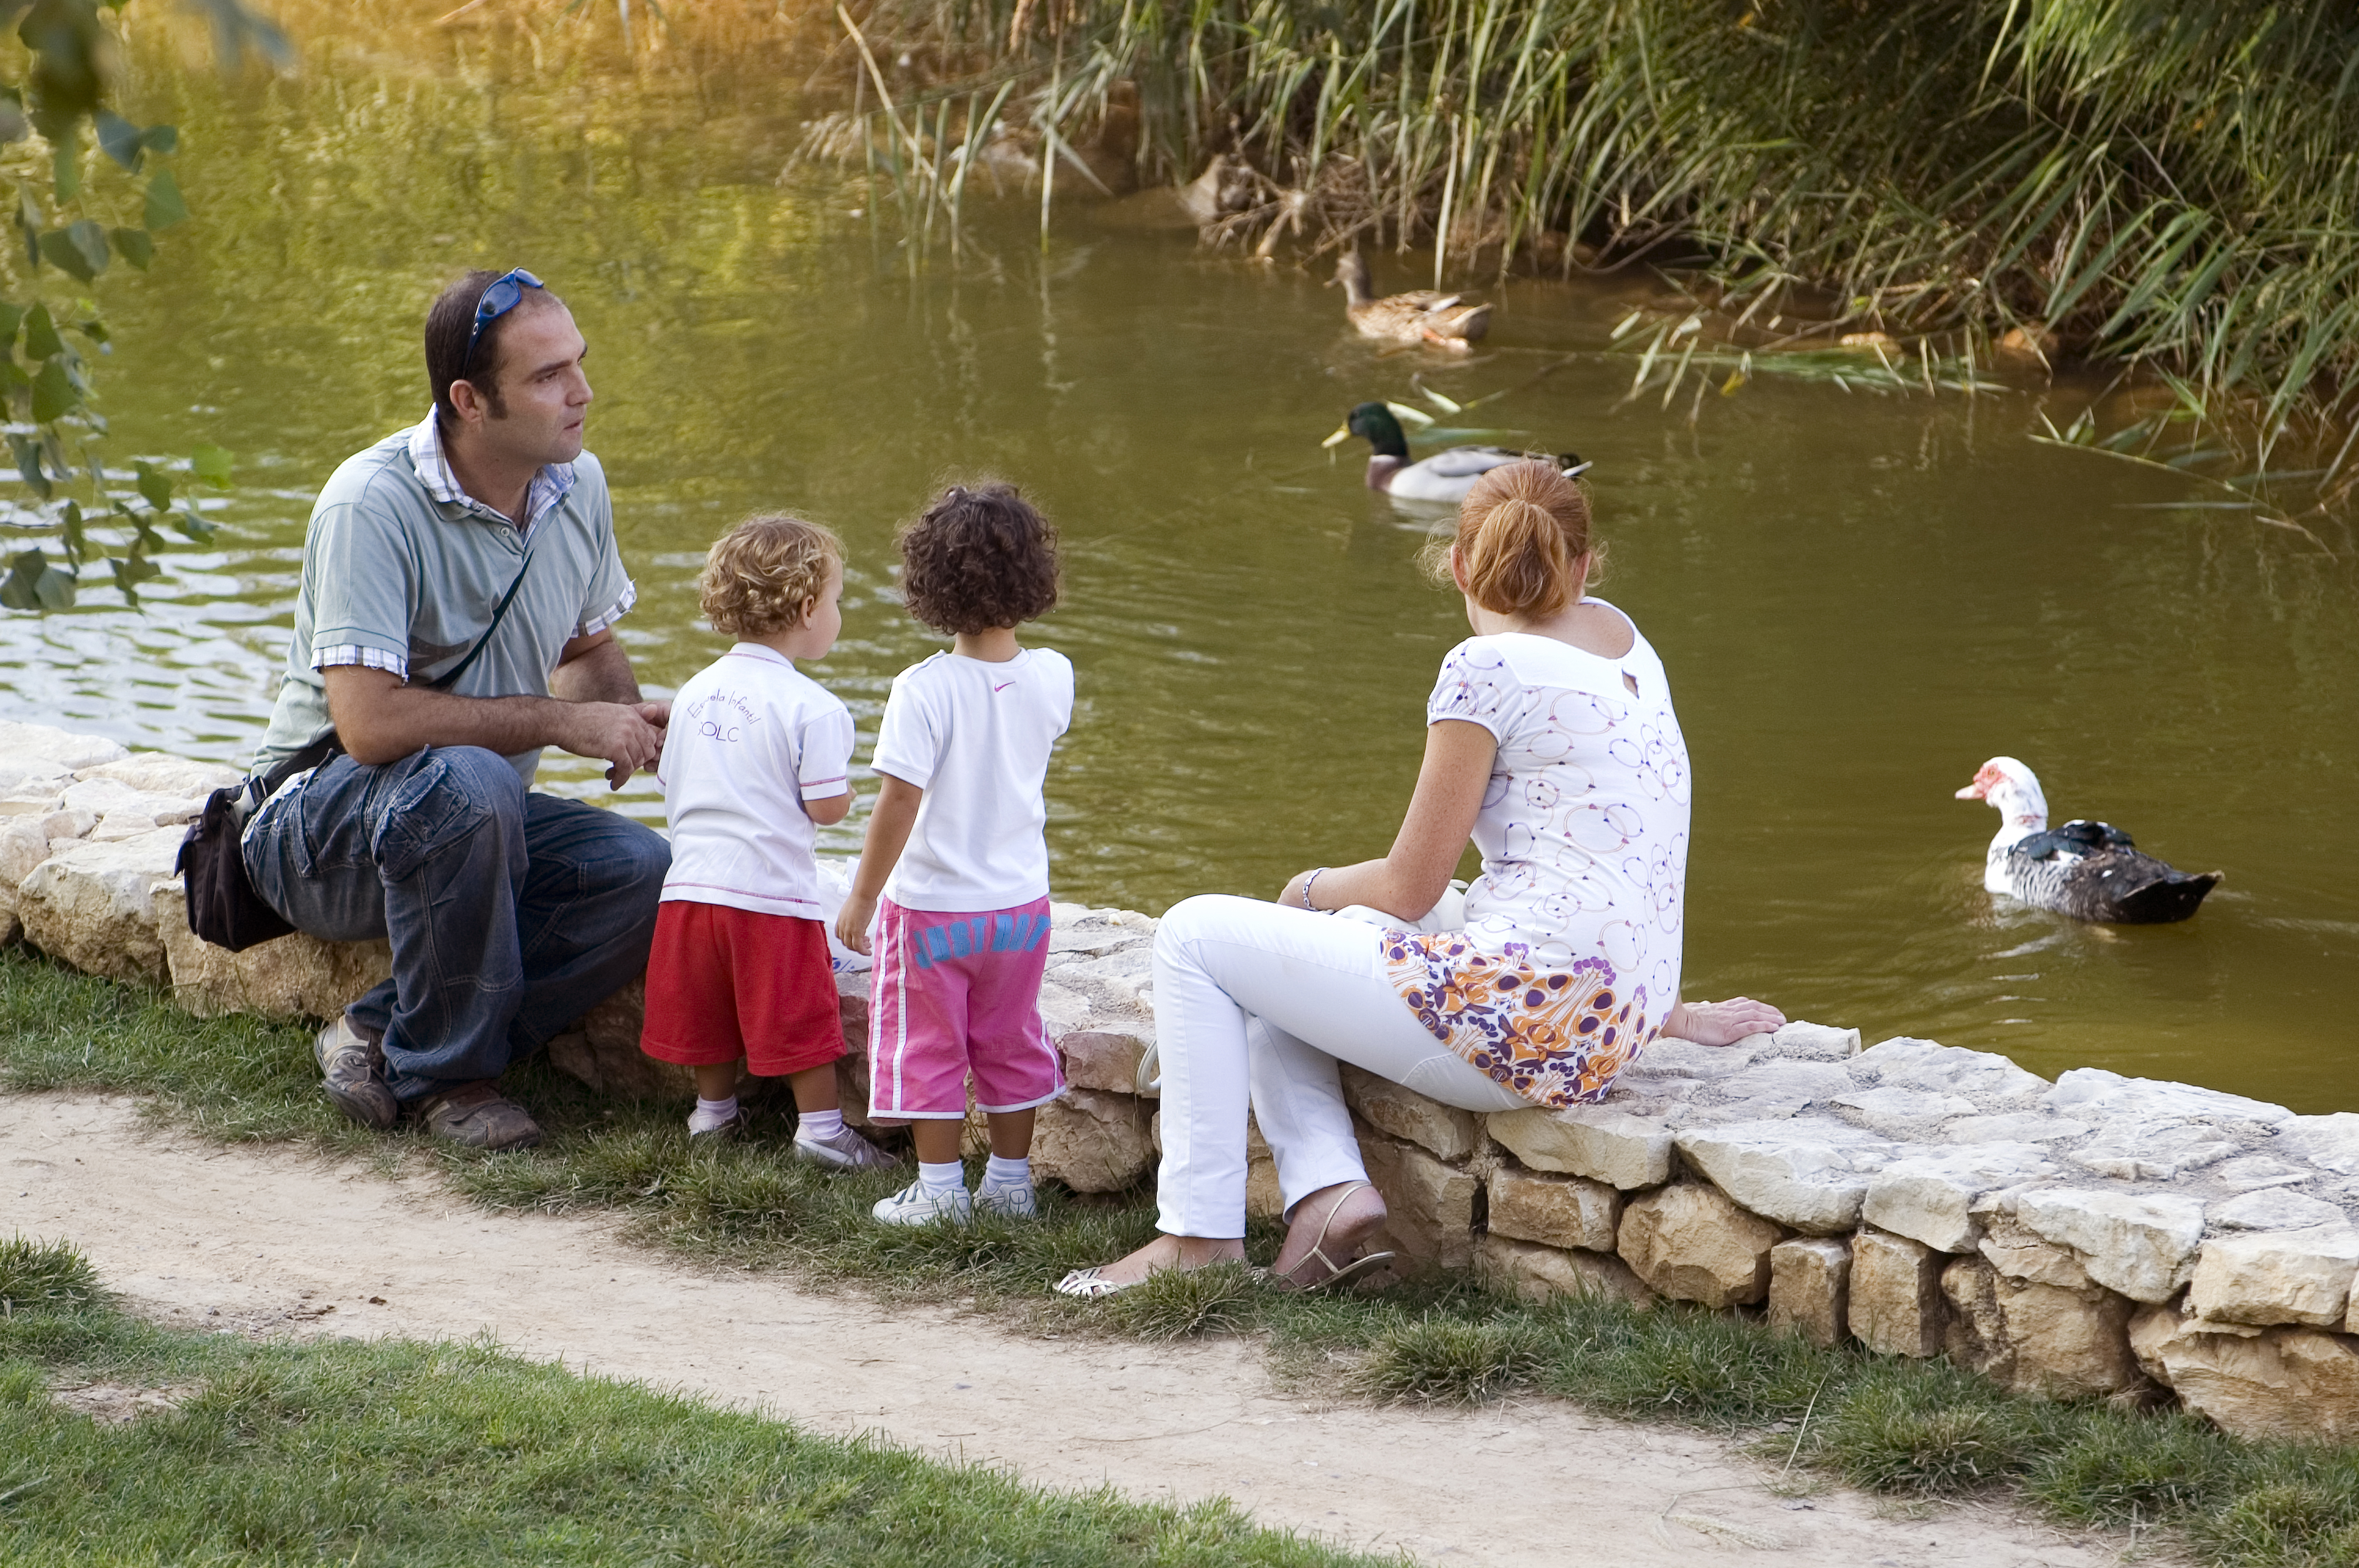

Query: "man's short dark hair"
<box><xmin>425</xmin><ymin>269</ymin><xmax>561</xmax><ymax>424</ymax></box>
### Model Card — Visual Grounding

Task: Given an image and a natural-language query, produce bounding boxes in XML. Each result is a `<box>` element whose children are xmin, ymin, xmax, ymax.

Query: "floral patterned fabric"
<box><xmin>1386</xmin><ymin>609</ymin><xmax>1690</xmax><ymax>1106</ymax></box>
<box><xmin>1381</xmin><ymin>934</ymin><xmax>1647</xmax><ymax>1107</ymax></box>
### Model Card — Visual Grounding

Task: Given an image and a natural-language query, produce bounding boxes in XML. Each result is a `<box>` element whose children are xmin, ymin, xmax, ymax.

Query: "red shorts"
<box><xmin>639</xmin><ymin>901</ymin><xmax>846</xmax><ymax>1076</ymax></box>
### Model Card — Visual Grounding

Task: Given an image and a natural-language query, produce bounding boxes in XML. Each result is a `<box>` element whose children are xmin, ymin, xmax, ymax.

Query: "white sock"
<box><xmin>982</xmin><ymin>1154</ymin><xmax>1031</xmax><ymax>1190</ymax></box>
<box><xmin>796</xmin><ymin>1109</ymin><xmax>845</xmax><ymax>1143</ymax></box>
<box><xmin>918</xmin><ymin>1159</ymin><xmax>967</xmax><ymax>1196</ymax></box>
<box><xmin>688</xmin><ymin>1095</ymin><xmax>738</xmax><ymax>1134</ymax></box>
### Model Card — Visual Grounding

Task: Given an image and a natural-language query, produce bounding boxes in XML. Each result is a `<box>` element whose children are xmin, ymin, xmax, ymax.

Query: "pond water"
<box><xmin>7</xmin><ymin>20</ymin><xmax>2354</xmax><ymax>1110</ymax></box>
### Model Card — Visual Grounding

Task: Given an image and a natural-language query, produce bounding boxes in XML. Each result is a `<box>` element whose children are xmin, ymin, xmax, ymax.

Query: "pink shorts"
<box><xmin>869</xmin><ymin>894</ymin><xmax>1060</xmax><ymax>1119</ymax></box>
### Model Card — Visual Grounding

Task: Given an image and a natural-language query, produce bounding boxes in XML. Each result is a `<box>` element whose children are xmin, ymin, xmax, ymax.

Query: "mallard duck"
<box><xmin>1323</xmin><ymin>402</ymin><xmax>1587</xmax><ymax>503</ymax></box>
<box><xmin>1957</xmin><ymin>756</ymin><xmax>2221</xmax><ymax>923</ymax></box>
<box><xmin>1333</xmin><ymin>252</ymin><xmax>1491</xmax><ymax>350</ymax></box>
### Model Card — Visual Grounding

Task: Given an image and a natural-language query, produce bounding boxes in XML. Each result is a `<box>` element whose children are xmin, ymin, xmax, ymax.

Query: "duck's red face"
<box><xmin>1954</xmin><ymin>761</ymin><xmax>2005</xmax><ymax>800</ymax></box>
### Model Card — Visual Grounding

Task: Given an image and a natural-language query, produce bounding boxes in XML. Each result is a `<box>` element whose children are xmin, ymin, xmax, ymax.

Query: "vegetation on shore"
<box><xmin>15</xmin><ymin>947</ymin><xmax>2359</xmax><ymax>1563</ymax></box>
<box><xmin>0</xmin><ymin>1237</ymin><xmax>1376</xmax><ymax>1566</ymax></box>
<box><xmin>792</xmin><ymin>0</ymin><xmax>2359</xmax><ymax>519</ymax></box>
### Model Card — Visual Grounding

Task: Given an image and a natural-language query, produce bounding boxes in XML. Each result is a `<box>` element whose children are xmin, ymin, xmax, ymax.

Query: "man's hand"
<box><xmin>835</xmin><ymin>890</ymin><xmax>878</xmax><ymax>956</ymax></box>
<box><xmin>557</xmin><ymin>701</ymin><xmax>665</xmax><ymax>790</ymax></box>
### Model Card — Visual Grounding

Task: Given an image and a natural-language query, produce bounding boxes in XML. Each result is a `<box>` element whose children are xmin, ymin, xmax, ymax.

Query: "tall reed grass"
<box><xmin>812</xmin><ymin>0</ymin><xmax>2359</xmax><ymax>510</ymax></box>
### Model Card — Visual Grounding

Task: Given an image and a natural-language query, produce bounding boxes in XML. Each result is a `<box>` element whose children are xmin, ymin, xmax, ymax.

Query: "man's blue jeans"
<box><xmin>242</xmin><ymin>746</ymin><xmax>669</xmax><ymax>1102</ymax></box>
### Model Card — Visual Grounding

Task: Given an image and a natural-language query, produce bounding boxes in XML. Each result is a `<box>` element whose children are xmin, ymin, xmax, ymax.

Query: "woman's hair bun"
<box><xmin>1425</xmin><ymin>460</ymin><xmax>1599</xmax><ymax>618</ymax></box>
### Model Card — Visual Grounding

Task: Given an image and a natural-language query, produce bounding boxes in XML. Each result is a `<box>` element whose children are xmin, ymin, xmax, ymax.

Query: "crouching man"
<box><xmin>243</xmin><ymin>268</ymin><xmax>670</xmax><ymax>1150</ymax></box>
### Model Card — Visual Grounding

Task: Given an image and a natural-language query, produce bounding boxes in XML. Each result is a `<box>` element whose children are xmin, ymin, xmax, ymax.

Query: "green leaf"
<box><xmin>108</xmin><ymin>226</ymin><xmax>151</xmax><ymax>269</ymax></box>
<box><xmin>37</xmin><ymin>220</ymin><xmax>109</xmax><ymax>281</ymax></box>
<box><xmin>51</xmin><ymin>135</ymin><xmax>79</xmax><ymax>203</ymax></box>
<box><xmin>9</xmin><ymin>435</ymin><xmax>49</xmax><ymax>499</ymax></box>
<box><xmin>135</xmin><ymin>459</ymin><xmax>172</xmax><ymax>510</ymax></box>
<box><xmin>71</xmin><ymin>314</ymin><xmax>108</xmax><ymax>345</ymax></box>
<box><xmin>23</xmin><ymin>303</ymin><xmax>62</xmax><ymax>360</ymax></box>
<box><xmin>0</xmin><ymin>301</ymin><xmax>19</xmax><ymax>349</ymax></box>
<box><xmin>60</xmin><ymin>500</ymin><xmax>87</xmax><ymax>563</ymax></box>
<box><xmin>190</xmin><ymin>443</ymin><xmax>234</xmax><ymax>489</ymax></box>
<box><xmin>142</xmin><ymin>167</ymin><xmax>188</xmax><ymax>231</ymax></box>
<box><xmin>108</xmin><ymin>554</ymin><xmax>155</xmax><ymax>606</ymax></box>
<box><xmin>33</xmin><ymin>562</ymin><xmax>74</xmax><ymax>610</ymax></box>
<box><xmin>14</xmin><ymin>189</ymin><xmax>38</xmax><ymax>268</ymax></box>
<box><xmin>0</xmin><ymin>101</ymin><xmax>26</xmax><ymax>144</ymax></box>
<box><xmin>139</xmin><ymin>124</ymin><xmax>178</xmax><ymax>154</ymax></box>
<box><xmin>0</xmin><ymin>357</ymin><xmax>28</xmax><ymax>393</ymax></box>
<box><xmin>93</xmin><ymin>111</ymin><xmax>142</xmax><ymax>171</ymax></box>
<box><xmin>30</xmin><ymin>358</ymin><xmax>76</xmax><ymax>422</ymax></box>
<box><xmin>0</xmin><ymin>550</ymin><xmax>42</xmax><ymax>611</ymax></box>
<box><xmin>174</xmin><ymin>504</ymin><xmax>216</xmax><ymax>544</ymax></box>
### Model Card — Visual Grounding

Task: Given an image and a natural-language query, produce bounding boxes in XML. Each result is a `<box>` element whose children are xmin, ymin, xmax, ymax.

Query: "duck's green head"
<box><xmin>1324</xmin><ymin>401</ymin><xmax>1410</xmax><ymax>459</ymax></box>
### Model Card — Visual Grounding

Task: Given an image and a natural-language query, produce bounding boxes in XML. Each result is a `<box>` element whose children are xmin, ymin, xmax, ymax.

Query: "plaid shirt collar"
<box><xmin>406</xmin><ymin>409</ymin><xmax>576</xmax><ymax>542</ymax></box>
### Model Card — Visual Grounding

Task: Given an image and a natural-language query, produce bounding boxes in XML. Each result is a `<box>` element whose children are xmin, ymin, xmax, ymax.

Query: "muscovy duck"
<box><xmin>1956</xmin><ymin>756</ymin><xmax>2220</xmax><ymax>924</ymax></box>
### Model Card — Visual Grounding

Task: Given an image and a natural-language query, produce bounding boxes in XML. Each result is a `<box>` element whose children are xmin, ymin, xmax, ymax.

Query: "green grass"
<box><xmin>19</xmin><ymin>946</ymin><xmax>2359</xmax><ymax>1565</ymax></box>
<box><xmin>0</xmin><ymin>1238</ymin><xmax>1387</xmax><ymax>1567</ymax></box>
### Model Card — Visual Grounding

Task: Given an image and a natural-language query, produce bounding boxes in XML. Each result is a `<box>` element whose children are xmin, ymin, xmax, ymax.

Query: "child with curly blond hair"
<box><xmin>836</xmin><ymin>482</ymin><xmax>1072</xmax><ymax>1226</ymax></box>
<box><xmin>639</xmin><ymin>513</ymin><xmax>897</xmax><ymax>1168</ymax></box>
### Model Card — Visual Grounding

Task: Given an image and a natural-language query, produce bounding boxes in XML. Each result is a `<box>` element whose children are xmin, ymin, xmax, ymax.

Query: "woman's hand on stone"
<box><xmin>1665</xmin><ymin>996</ymin><xmax>1787</xmax><ymax>1047</ymax></box>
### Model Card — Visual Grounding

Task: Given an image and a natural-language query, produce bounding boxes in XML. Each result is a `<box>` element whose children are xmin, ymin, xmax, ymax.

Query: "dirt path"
<box><xmin>4</xmin><ymin>1092</ymin><xmax>2148</xmax><ymax>1567</ymax></box>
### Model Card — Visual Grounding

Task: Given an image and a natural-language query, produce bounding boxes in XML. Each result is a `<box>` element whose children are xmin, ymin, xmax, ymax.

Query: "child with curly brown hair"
<box><xmin>835</xmin><ymin>482</ymin><xmax>1072</xmax><ymax>1226</ymax></box>
<box><xmin>639</xmin><ymin>513</ymin><xmax>898</xmax><ymax>1170</ymax></box>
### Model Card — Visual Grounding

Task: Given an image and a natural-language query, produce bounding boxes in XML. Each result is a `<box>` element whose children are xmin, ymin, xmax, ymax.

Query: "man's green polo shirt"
<box><xmin>253</xmin><ymin>413</ymin><xmax>636</xmax><ymax>784</ymax></box>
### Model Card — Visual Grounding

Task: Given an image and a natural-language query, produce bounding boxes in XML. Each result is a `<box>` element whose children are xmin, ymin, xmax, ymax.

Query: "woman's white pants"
<box><xmin>1151</xmin><ymin>893</ymin><xmax>1530</xmax><ymax>1239</ymax></box>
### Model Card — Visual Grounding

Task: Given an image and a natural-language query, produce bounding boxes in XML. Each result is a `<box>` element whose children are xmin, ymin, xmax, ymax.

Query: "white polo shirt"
<box><xmin>871</xmin><ymin>647</ymin><xmax>1073</xmax><ymax>912</ymax></box>
<box><xmin>656</xmin><ymin>644</ymin><xmax>854</xmax><ymax>920</ymax></box>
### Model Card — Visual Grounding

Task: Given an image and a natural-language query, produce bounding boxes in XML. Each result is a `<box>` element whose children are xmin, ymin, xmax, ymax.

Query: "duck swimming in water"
<box><xmin>1957</xmin><ymin>756</ymin><xmax>2220</xmax><ymax>924</ymax></box>
<box><xmin>1332</xmin><ymin>252</ymin><xmax>1492</xmax><ymax>350</ymax></box>
<box><xmin>1324</xmin><ymin>401</ymin><xmax>1588</xmax><ymax>504</ymax></box>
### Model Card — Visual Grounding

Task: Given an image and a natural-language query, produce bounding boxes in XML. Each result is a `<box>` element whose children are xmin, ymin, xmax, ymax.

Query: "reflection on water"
<box><xmin>5</xmin><ymin>20</ymin><xmax>2355</xmax><ymax>1109</ymax></box>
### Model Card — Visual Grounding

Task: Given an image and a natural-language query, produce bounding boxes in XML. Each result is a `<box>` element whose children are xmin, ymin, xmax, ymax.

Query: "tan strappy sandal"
<box><xmin>1275</xmin><ymin>1180</ymin><xmax>1395</xmax><ymax>1294</ymax></box>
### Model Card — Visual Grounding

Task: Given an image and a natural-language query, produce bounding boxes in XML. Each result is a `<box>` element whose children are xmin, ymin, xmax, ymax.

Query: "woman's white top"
<box><xmin>656</xmin><ymin>643</ymin><xmax>855</xmax><ymax>920</ymax></box>
<box><xmin>1425</xmin><ymin>601</ymin><xmax>1691</xmax><ymax>1010</ymax></box>
<box><xmin>871</xmin><ymin>646</ymin><xmax>1074</xmax><ymax>912</ymax></box>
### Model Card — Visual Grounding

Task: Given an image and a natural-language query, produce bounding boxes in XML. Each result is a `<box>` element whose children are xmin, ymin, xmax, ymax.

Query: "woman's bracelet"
<box><xmin>1300</xmin><ymin>867</ymin><xmax>1327</xmax><ymax>910</ymax></box>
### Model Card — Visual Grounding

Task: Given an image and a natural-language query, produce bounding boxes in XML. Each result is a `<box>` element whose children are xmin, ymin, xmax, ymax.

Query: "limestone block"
<box><xmin>72</xmin><ymin>753</ymin><xmax>241</xmax><ymax>797</ymax></box>
<box><xmin>0</xmin><ymin>721</ymin><xmax>128</xmax><ymax>772</ymax></box>
<box><xmin>1765</xmin><ymin>1021</ymin><xmax>1861</xmax><ymax>1061</ymax></box>
<box><xmin>1033</xmin><ymin>1088</ymin><xmax>1154</xmax><ymax>1193</ymax></box>
<box><xmin>1942</xmin><ymin>1256</ymin><xmax>2141</xmax><ymax>1398</ymax></box>
<box><xmin>1342</xmin><ymin>1063</ymin><xmax>1481</xmax><ymax>1161</ymax></box>
<box><xmin>155</xmin><ymin>883</ymin><xmax>392</xmax><ymax>1021</ymax></box>
<box><xmin>1863</xmin><ymin>1145</ymin><xmax>2055</xmax><ymax>1253</ymax></box>
<box><xmin>2043</xmin><ymin>1068</ymin><xmax>2292</xmax><ymax>1135</ymax></box>
<box><xmin>2210</xmin><ymin>1157</ymin><xmax>2328</xmax><ymax>1195</ymax></box>
<box><xmin>1846</xmin><ymin>1037</ymin><xmax>2049</xmax><ymax>1110</ymax></box>
<box><xmin>2130</xmin><ymin>1302</ymin><xmax>2359</xmax><ymax>1442</ymax></box>
<box><xmin>2070</xmin><ymin>1119</ymin><xmax>2243</xmax><ymax>1181</ymax></box>
<box><xmin>1851</xmin><ymin>1228</ymin><xmax>1946</xmax><ymax>1358</ymax></box>
<box><xmin>1359</xmin><ymin>1133</ymin><xmax>1477</xmax><ymax>1270</ymax></box>
<box><xmin>2281</xmin><ymin>1112</ymin><xmax>2359</xmax><ymax>1176</ymax></box>
<box><xmin>1710</xmin><ymin>1060</ymin><xmax>1855</xmax><ymax>1119</ymax></box>
<box><xmin>15</xmin><ymin>828</ymin><xmax>184</xmax><ymax>981</ymax></box>
<box><xmin>1617</xmin><ymin>1182</ymin><xmax>1783</xmax><ymax>1308</ymax></box>
<box><xmin>0</xmin><ymin>882</ymin><xmax>19</xmax><ymax>947</ymax></box>
<box><xmin>2015</xmin><ymin>1188</ymin><xmax>2206</xmax><ymax>1304</ymax></box>
<box><xmin>559</xmin><ymin>978</ymin><xmax>693</xmax><ymax>1100</ymax></box>
<box><xmin>2188</xmin><ymin>1225</ymin><xmax>2359</xmax><ymax>1328</ymax></box>
<box><xmin>1831</xmin><ymin>1087</ymin><xmax>1976</xmax><ymax>1139</ymax></box>
<box><xmin>1476</xmin><ymin>1234</ymin><xmax>1650</xmax><ymax>1307</ymax></box>
<box><xmin>1945</xmin><ymin>1113</ymin><xmax>2092</xmax><ymax>1145</ymax></box>
<box><xmin>1977</xmin><ymin>1213</ymin><xmax>2098</xmax><ymax>1292</ymax></box>
<box><xmin>1768</xmin><ymin>1237</ymin><xmax>1850</xmax><ymax>1348</ymax></box>
<box><xmin>1674</xmin><ymin>1119</ymin><xmax>1881</xmax><ymax>1233</ymax></box>
<box><xmin>1058</xmin><ymin>1029</ymin><xmax>1150</xmax><ymax>1095</ymax></box>
<box><xmin>60</xmin><ymin>778</ymin><xmax>202</xmax><ymax>825</ymax></box>
<box><xmin>1488</xmin><ymin>1104</ymin><xmax>1672</xmax><ymax>1190</ymax></box>
<box><xmin>1487</xmin><ymin>1166</ymin><xmax>1620</xmax><ymax>1252</ymax></box>
<box><xmin>2209</xmin><ymin>1189</ymin><xmax>2346</xmax><ymax>1232</ymax></box>
<box><xmin>0</xmin><ymin>816</ymin><xmax>55</xmax><ymax>889</ymax></box>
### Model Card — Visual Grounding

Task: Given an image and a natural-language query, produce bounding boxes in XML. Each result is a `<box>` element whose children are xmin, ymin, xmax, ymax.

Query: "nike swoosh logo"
<box><xmin>994</xmin><ymin>682</ymin><xmax>1014</xmax><ymax>692</ymax></box>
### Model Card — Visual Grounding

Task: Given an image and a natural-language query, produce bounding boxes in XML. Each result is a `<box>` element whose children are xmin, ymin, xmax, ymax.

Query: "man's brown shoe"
<box><xmin>409</xmin><ymin>1081</ymin><xmax>542</xmax><ymax>1151</ymax></box>
<box><xmin>315</xmin><ymin>1016</ymin><xmax>396</xmax><ymax>1130</ymax></box>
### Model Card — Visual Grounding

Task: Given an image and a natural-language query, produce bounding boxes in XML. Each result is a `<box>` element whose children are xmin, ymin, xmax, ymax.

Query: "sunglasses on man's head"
<box><xmin>461</xmin><ymin>268</ymin><xmax>546</xmax><ymax>378</ymax></box>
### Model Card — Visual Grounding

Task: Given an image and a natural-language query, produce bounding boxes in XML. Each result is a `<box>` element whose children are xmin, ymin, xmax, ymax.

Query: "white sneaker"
<box><xmin>794</xmin><ymin>1124</ymin><xmax>901</xmax><ymax>1171</ymax></box>
<box><xmin>872</xmin><ymin>1179</ymin><xmax>973</xmax><ymax>1227</ymax></box>
<box><xmin>976</xmin><ymin>1181</ymin><xmax>1039</xmax><ymax>1220</ymax></box>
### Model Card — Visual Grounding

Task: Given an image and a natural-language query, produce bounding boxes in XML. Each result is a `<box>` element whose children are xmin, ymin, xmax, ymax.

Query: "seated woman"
<box><xmin>1057</xmin><ymin>460</ymin><xmax>1783</xmax><ymax>1296</ymax></box>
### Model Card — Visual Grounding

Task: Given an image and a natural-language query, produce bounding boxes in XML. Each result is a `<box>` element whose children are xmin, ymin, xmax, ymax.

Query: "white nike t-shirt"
<box><xmin>657</xmin><ymin>643</ymin><xmax>855</xmax><ymax>920</ymax></box>
<box><xmin>870</xmin><ymin>646</ymin><xmax>1074</xmax><ymax>912</ymax></box>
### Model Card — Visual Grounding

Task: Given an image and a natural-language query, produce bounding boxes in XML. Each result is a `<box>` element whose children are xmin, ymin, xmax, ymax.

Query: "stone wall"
<box><xmin>8</xmin><ymin>720</ymin><xmax>2359</xmax><ymax>1442</ymax></box>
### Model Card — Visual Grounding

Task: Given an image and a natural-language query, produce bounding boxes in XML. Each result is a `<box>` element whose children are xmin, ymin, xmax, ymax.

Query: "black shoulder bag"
<box><xmin>178</xmin><ymin>549</ymin><xmax>537</xmax><ymax>952</ymax></box>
